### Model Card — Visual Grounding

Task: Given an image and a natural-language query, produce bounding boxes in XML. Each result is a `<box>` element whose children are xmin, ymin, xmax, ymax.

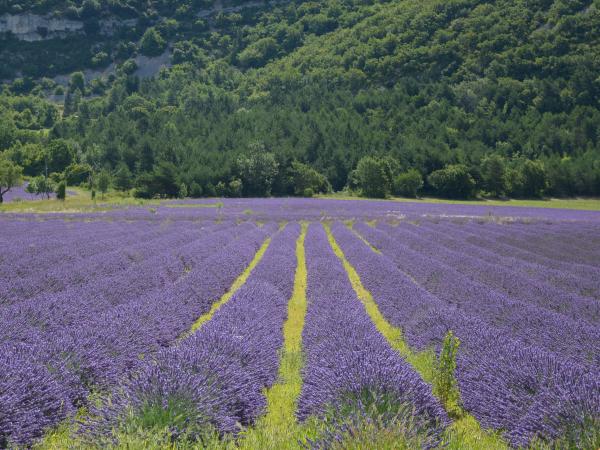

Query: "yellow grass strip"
<box><xmin>324</xmin><ymin>223</ymin><xmax>508</xmax><ymax>450</ymax></box>
<box><xmin>239</xmin><ymin>222</ymin><xmax>313</xmax><ymax>449</ymax></box>
<box><xmin>188</xmin><ymin>235</ymin><xmax>272</xmax><ymax>334</ymax></box>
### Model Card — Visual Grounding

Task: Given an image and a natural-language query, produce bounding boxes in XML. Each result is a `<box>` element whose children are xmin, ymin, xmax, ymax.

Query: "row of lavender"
<box><xmin>86</xmin><ymin>223</ymin><xmax>449</xmax><ymax>446</ymax></box>
<box><xmin>331</xmin><ymin>220</ymin><xmax>600</xmax><ymax>446</ymax></box>
<box><xmin>298</xmin><ymin>224</ymin><xmax>448</xmax><ymax>445</ymax></box>
<box><xmin>92</xmin><ymin>223</ymin><xmax>302</xmax><ymax>436</ymax></box>
<box><xmin>2</xmin><ymin>202</ymin><xmax>598</xmax><ymax>447</ymax></box>
<box><xmin>1</xmin><ymin>219</ymin><xmax>274</xmax><ymax>445</ymax></box>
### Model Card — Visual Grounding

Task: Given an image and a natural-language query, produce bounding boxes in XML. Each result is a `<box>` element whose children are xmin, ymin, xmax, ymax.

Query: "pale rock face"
<box><xmin>0</xmin><ymin>13</ymin><xmax>84</xmax><ymax>41</ymax></box>
<box><xmin>0</xmin><ymin>13</ymin><xmax>137</xmax><ymax>41</ymax></box>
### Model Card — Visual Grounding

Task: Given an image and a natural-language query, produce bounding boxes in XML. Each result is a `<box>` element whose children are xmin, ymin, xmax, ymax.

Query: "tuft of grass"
<box><xmin>324</xmin><ymin>224</ymin><xmax>509</xmax><ymax>449</ymax></box>
<box><xmin>313</xmin><ymin>392</ymin><xmax>440</xmax><ymax>450</ymax></box>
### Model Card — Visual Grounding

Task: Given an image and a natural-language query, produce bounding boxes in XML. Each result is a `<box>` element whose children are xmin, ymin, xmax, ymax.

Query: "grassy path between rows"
<box><xmin>324</xmin><ymin>223</ymin><xmax>509</xmax><ymax>450</ymax></box>
<box><xmin>185</xmin><ymin>235</ymin><xmax>272</xmax><ymax>336</ymax></box>
<box><xmin>37</xmin><ymin>234</ymin><xmax>275</xmax><ymax>449</ymax></box>
<box><xmin>238</xmin><ymin>222</ymin><xmax>321</xmax><ymax>449</ymax></box>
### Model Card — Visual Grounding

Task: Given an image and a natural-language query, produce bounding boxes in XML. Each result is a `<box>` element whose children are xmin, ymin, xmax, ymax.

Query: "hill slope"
<box><xmin>1</xmin><ymin>0</ymin><xmax>599</xmax><ymax>198</ymax></box>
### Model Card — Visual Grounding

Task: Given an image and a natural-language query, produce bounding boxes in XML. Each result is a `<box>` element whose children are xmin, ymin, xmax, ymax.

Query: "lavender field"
<box><xmin>1</xmin><ymin>198</ymin><xmax>599</xmax><ymax>449</ymax></box>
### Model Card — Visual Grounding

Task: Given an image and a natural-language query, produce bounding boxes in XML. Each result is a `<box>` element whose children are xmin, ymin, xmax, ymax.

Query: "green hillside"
<box><xmin>1</xmin><ymin>0</ymin><xmax>599</xmax><ymax>200</ymax></box>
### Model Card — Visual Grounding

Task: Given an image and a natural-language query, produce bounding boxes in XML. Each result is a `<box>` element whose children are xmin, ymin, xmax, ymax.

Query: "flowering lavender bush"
<box><xmin>298</xmin><ymin>224</ymin><xmax>448</xmax><ymax>443</ymax></box>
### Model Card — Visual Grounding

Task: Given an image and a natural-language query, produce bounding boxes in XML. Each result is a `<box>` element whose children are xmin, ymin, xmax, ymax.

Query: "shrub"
<box><xmin>433</xmin><ymin>331</ymin><xmax>461</xmax><ymax>415</ymax></box>
<box><xmin>428</xmin><ymin>164</ymin><xmax>476</xmax><ymax>199</ymax></box>
<box><xmin>140</xmin><ymin>28</ymin><xmax>167</xmax><ymax>57</ymax></box>
<box><xmin>393</xmin><ymin>169</ymin><xmax>423</xmax><ymax>198</ymax></box>
<box><xmin>355</xmin><ymin>156</ymin><xmax>391</xmax><ymax>198</ymax></box>
<box><xmin>56</xmin><ymin>181</ymin><xmax>66</xmax><ymax>200</ymax></box>
<box><xmin>178</xmin><ymin>182</ymin><xmax>188</xmax><ymax>199</ymax></box>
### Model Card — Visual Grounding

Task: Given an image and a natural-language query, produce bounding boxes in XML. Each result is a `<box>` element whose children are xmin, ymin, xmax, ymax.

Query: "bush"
<box><xmin>189</xmin><ymin>182</ymin><xmax>203</xmax><ymax>198</ymax></box>
<box><xmin>56</xmin><ymin>181</ymin><xmax>66</xmax><ymax>200</ymax></box>
<box><xmin>355</xmin><ymin>156</ymin><xmax>391</xmax><ymax>198</ymax></box>
<box><xmin>290</xmin><ymin>161</ymin><xmax>329</xmax><ymax>196</ymax></box>
<box><xmin>480</xmin><ymin>154</ymin><xmax>507</xmax><ymax>197</ymax></box>
<box><xmin>178</xmin><ymin>182</ymin><xmax>188</xmax><ymax>199</ymax></box>
<box><xmin>393</xmin><ymin>169</ymin><xmax>423</xmax><ymax>198</ymax></box>
<box><xmin>428</xmin><ymin>164</ymin><xmax>476</xmax><ymax>199</ymax></box>
<box><xmin>433</xmin><ymin>331</ymin><xmax>461</xmax><ymax>415</ymax></box>
<box><xmin>65</xmin><ymin>163</ymin><xmax>91</xmax><ymax>185</ymax></box>
<box><xmin>140</xmin><ymin>28</ymin><xmax>167</xmax><ymax>57</ymax></box>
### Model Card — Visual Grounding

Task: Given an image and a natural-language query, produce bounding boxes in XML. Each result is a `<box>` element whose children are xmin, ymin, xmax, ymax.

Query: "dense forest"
<box><xmin>1</xmin><ymin>0</ymin><xmax>599</xmax><ymax>200</ymax></box>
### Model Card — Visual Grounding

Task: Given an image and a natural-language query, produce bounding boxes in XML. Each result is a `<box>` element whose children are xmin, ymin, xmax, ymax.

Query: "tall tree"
<box><xmin>0</xmin><ymin>157</ymin><xmax>23</xmax><ymax>203</ymax></box>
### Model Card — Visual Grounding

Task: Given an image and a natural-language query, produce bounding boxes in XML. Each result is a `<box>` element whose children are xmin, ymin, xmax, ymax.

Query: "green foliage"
<box><xmin>140</xmin><ymin>27</ymin><xmax>167</xmax><ymax>57</ymax></box>
<box><xmin>480</xmin><ymin>155</ymin><xmax>507</xmax><ymax>197</ymax></box>
<box><xmin>393</xmin><ymin>170</ymin><xmax>423</xmax><ymax>198</ymax></box>
<box><xmin>26</xmin><ymin>175</ymin><xmax>54</xmax><ymax>199</ymax></box>
<box><xmin>56</xmin><ymin>181</ymin><xmax>66</xmax><ymax>200</ymax></box>
<box><xmin>428</xmin><ymin>165</ymin><xmax>477</xmax><ymax>199</ymax></box>
<box><xmin>65</xmin><ymin>163</ymin><xmax>92</xmax><ymax>185</ymax></box>
<box><xmin>313</xmin><ymin>388</ymin><xmax>441</xmax><ymax>450</ymax></box>
<box><xmin>433</xmin><ymin>331</ymin><xmax>461</xmax><ymax>415</ymax></box>
<box><xmin>355</xmin><ymin>157</ymin><xmax>391</xmax><ymax>198</ymax></box>
<box><xmin>113</xmin><ymin>163</ymin><xmax>133</xmax><ymax>191</ymax></box>
<box><xmin>97</xmin><ymin>169</ymin><xmax>111</xmax><ymax>198</ymax></box>
<box><xmin>178</xmin><ymin>182</ymin><xmax>188</xmax><ymax>198</ymax></box>
<box><xmin>237</xmin><ymin>148</ymin><xmax>279</xmax><ymax>197</ymax></box>
<box><xmin>134</xmin><ymin>161</ymin><xmax>179</xmax><ymax>199</ymax></box>
<box><xmin>1</xmin><ymin>0</ymin><xmax>600</xmax><ymax>200</ymax></box>
<box><xmin>0</xmin><ymin>156</ymin><xmax>23</xmax><ymax>203</ymax></box>
<box><xmin>517</xmin><ymin>159</ymin><xmax>548</xmax><ymax>198</ymax></box>
<box><xmin>69</xmin><ymin>72</ymin><xmax>85</xmax><ymax>93</ymax></box>
<box><xmin>238</xmin><ymin>37</ymin><xmax>279</xmax><ymax>68</ymax></box>
<box><xmin>290</xmin><ymin>161</ymin><xmax>329</xmax><ymax>197</ymax></box>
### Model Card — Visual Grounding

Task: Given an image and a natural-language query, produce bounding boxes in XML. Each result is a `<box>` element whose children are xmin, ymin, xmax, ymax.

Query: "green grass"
<box><xmin>319</xmin><ymin>192</ymin><xmax>600</xmax><ymax>211</ymax></box>
<box><xmin>0</xmin><ymin>187</ymin><xmax>160</xmax><ymax>214</ymax></box>
<box><xmin>186</xmin><ymin>236</ymin><xmax>272</xmax><ymax>335</ymax></box>
<box><xmin>324</xmin><ymin>223</ymin><xmax>510</xmax><ymax>449</ymax></box>
<box><xmin>238</xmin><ymin>222</ymin><xmax>323</xmax><ymax>449</ymax></box>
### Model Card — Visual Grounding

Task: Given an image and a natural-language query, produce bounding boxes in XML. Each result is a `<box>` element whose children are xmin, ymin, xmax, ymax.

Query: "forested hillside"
<box><xmin>1</xmin><ymin>0</ymin><xmax>599</xmax><ymax>200</ymax></box>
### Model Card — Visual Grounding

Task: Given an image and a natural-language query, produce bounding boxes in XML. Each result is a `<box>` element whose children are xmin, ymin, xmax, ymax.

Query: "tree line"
<box><xmin>1</xmin><ymin>0</ymin><xmax>599</xmax><ymax>201</ymax></box>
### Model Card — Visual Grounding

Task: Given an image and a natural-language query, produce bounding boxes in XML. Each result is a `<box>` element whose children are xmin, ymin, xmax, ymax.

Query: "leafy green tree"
<box><xmin>355</xmin><ymin>156</ymin><xmax>390</xmax><ymax>198</ymax></box>
<box><xmin>237</xmin><ymin>149</ymin><xmax>279</xmax><ymax>197</ymax></box>
<box><xmin>56</xmin><ymin>181</ymin><xmax>66</xmax><ymax>200</ymax></box>
<box><xmin>135</xmin><ymin>161</ymin><xmax>179</xmax><ymax>198</ymax></box>
<box><xmin>65</xmin><ymin>163</ymin><xmax>92</xmax><ymax>185</ymax></box>
<box><xmin>393</xmin><ymin>169</ymin><xmax>423</xmax><ymax>198</ymax></box>
<box><xmin>69</xmin><ymin>72</ymin><xmax>85</xmax><ymax>93</ymax></box>
<box><xmin>228</xmin><ymin>178</ymin><xmax>243</xmax><ymax>197</ymax></box>
<box><xmin>97</xmin><ymin>169</ymin><xmax>111</xmax><ymax>199</ymax></box>
<box><xmin>26</xmin><ymin>175</ymin><xmax>54</xmax><ymax>199</ymax></box>
<box><xmin>520</xmin><ymin>159</ymin><xmax>547</xmax><ymax>198</ymax></box>
<box><xmin>113</xmin><ymin>163</ymin><xmax>133</xmax><ymax>191</ymax></box>
<box><xmin>289</xmin><ymin>161</ymin><xmax>329</xmax><ymax>196</ymax></box>
<box><xmin>0</xmin><ymin>157</ymin><xmax>23</xmax><ymax>203</ymax></box>
<box><xmin>140</xmin><ymin>28</ymin><xmax>167</xmax><ymax>57</ymax></box>
<box><xmin>189</xmin><ymin>182</ymin><xmax>203</xmax><ymax>198</ymax></box>
<box><xmin>428</xmin><ymin>164</ymin><xmax>476</xmax><ymax>199</ymax></box>
<box><xmin>178</xmin><ymin>182</ymin><xmax>188</xmax><ymax>199</ymax></box>
<box><xmin>480</xmin><ymin>155</ymin><xmax>507</xmax><ymax>197</ymax></box>
<box><xmin>47</xmin><ymin>140</ymin><xmax>75</xmax><ymax>174</ymax></box>
<box><xmin>238</xmin><ymin>38</ymin><xmax>279</xmax><ymax>68</ymax></box>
